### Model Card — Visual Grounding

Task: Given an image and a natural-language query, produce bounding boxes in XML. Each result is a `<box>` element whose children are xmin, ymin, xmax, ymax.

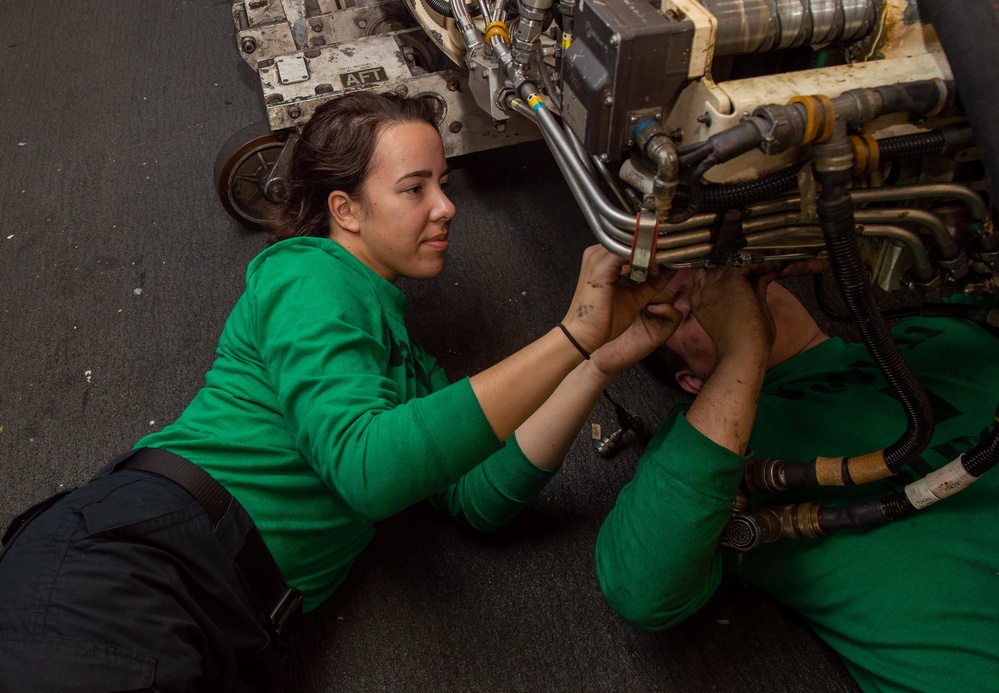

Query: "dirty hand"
<box><xmin>690</xmin><ymin>265</ymin><xmax>776</xmax><ymax>362</ymax></box>
<box><xmin>560</xmin><ymin>245</ymin><xmax>673</xmax><ymax>356</ymax></box>
<box><xmin>591</xmin><ymin>273</ymin><xmax>682</xmax><ymax>376</ymax></box>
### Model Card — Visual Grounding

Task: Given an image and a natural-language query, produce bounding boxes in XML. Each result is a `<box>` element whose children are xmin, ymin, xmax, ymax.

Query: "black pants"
<box><xmin>0</xmin><ymin>454</ymin><xmax>281</xmax><ymax>692</ymax></box>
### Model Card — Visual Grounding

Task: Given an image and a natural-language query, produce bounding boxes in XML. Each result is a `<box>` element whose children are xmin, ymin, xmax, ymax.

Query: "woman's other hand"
<box><xmin>590</xmin><ymin>274</ymin><xmax>682</xmax><ymax>377</ymax></box>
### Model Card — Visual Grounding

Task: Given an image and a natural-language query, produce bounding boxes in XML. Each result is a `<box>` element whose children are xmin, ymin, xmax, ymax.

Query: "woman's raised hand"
<box><xmin>560</xmin><ymin>245</ymin><xmax>673</xmax><ymax>357</ymax></box>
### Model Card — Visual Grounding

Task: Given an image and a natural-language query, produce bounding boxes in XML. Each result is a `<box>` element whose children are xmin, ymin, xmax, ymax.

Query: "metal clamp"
<box><xmin>629</xmin><ymin>210</ymin><xmax>659</xmax><ymax>282</ymax></box>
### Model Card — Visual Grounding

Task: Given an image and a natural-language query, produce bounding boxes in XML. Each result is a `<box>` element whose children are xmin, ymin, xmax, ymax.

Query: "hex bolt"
<box><xmin>395</xmin><ymin>85</ymin><xmax>409</xmax><ymax>97</ymax></box>
<box><xmin>357</xmin><ymin>19</ymin><xmax>368</xmax><ymax>29</ymax></box>
<box><xmin>288</xmin><ymin>106</ymin><xmax>302</xmax><ymax>119</ymax></box>
<box><xmin>446</xmin><ymin>79</ymin><xmax>459</xmax><ymax>91</ymax></box>
<box><xmin>241</xmin><ymin>36</ymin><xmax>257</xmax><ymax>54</ymax></box>
<box><xmin>311</xmin><ymin>20</ymin><xmax>323</xmax><ymax>32</ymax></box>
<box><xmin>449</xmin><ymin>121</ymin><xmax>463</xmax><ymax>133</ymax></box>
<box><xmin>265</xmin><ymin>181</ymin><xmax>287</xmax><ymax>201</ymax></box>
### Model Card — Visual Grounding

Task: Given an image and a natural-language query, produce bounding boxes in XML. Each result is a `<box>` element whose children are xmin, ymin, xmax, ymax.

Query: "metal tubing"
<box><xmin>741</xmin><ymin>223</ymin><xmax>932</xmax><ymax>278</ymax></box>
<box><xmin>508</xmin><ymin>96</ymin><xmax>623</xmax><ymax>250</ymax></box>
<box><xmin>860</xmin><ymin>225</ymin><xmax>934</xmax><ymax>280</ymax></box>
<box><xmin>493</xmin><ymin>37</ymin><xmax>653</xmax><ymax>250</ymax></box>
<box><xmin>853</xmin><ymin>208</ymin><xmax>958</xmax><ymax>259</ymax></box>
<box><xmin>744</xmin><ymin>192</ymin><xmax>962</xmax><ymax>259</ymax></box>
<box><xmin>656</xmin><ymin>243</ymin><xmax>716</xmax><ymax>264</ymax></box>
<box><xmin>851</xmin><ymin>184</ymin><xmax>989</xmax><ymax>226</ymax></box>
<box><xmin>450</xmin><ymin>0</ymin><xmax>484</xmax><ymax>55</ymax></box>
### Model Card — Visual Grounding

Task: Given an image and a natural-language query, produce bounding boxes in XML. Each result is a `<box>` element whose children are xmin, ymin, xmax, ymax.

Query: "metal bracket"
<box><xmin>629</xmin><ymin>210</ymin><xmax>659</xmax><ymax>282</ymax></box>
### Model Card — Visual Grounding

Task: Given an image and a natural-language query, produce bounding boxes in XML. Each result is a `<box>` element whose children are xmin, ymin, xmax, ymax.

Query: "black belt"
<box><xmin>119</xmin><ymin>448</ymin><xmax>302</xmax><ymax>647</ymax></box>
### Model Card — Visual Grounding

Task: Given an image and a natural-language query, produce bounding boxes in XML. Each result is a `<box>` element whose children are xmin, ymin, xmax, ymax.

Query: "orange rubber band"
<box><xmin>484</xmin><ymin>21</ymin><xmax>510</xmax><ymax>44</ymax></box>
<box><xmin>789</xmin><ymin>95</ymin><xmax>820</xmax><ymax>145</ymax></box>
<box><xmin>850</xmin><ymin>133</ymin><xmax>879</xmax><ymax>175</ymax></box>
<box><xmin>814</xmin><ymin>94</ymin><xmax>836</xmax><ymax>143</ymax></box>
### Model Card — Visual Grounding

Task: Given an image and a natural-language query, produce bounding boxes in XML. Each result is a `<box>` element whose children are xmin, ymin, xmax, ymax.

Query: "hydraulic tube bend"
<box><xmin>635</xmin><ymin>121</ymin><xmax>680</xmax><ymax>220</ymax></box>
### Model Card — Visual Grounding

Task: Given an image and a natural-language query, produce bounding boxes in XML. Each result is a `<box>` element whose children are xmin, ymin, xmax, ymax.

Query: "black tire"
<box><xmin>213</xmin><ymin>121</ymin><xmax>287</xmax><ymax>230</ymax></box>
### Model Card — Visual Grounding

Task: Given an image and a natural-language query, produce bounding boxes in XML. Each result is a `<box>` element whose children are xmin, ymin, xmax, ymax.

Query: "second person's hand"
<box><xmin>690</xmin><ymin>266</ymin><xmax>776</xmax><ymax>364</ymax></box>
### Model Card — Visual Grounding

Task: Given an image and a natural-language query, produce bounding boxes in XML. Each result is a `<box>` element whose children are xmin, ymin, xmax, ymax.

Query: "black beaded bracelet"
<box><xmin>557</xmin><ymin>323</ymin><xmax>590</xmax><ymax>360</ymax></box>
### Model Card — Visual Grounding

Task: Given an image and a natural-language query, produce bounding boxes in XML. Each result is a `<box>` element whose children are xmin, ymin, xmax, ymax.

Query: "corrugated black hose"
<box><xmin>670</xmin><ymin>160</ymin><xmax>806</xmax><ymax>213</ymax></box>
<box><xmin>812</xmin><ymin>166</ymin><xmax>935</xmax><ymax>473</ymax></box>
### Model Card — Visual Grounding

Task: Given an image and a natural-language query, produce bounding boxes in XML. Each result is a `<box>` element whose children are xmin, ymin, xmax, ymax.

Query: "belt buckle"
<box><xmin>268</xmin><ymin>587</ymin><xmax>303</xmax><ymax>644</ymax></box>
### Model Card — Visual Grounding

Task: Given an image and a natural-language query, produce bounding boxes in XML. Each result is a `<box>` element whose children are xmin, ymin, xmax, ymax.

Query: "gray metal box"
<box><xmin>562</xmin><ymin>0</ymin><xmax>694</xmax><ymax>159</ymax></box>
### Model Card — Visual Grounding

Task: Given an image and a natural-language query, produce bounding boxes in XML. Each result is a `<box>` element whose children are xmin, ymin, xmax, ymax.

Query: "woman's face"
<box><xmin>340</xmin><ymin>121</ymin><xmax>455</xmax><ymax>282</ymax></box>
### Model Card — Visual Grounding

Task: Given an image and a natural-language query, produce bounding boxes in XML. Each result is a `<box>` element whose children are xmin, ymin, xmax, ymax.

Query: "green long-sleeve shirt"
<box><xmin>597</xmin><ymin>304</ymin><xmax>999</xmax><ymax>693</ymax></box>
<box><xmin>138</xmin><ymin>237</ymin><xmax>554</xmax><ymax>611</ymax></box>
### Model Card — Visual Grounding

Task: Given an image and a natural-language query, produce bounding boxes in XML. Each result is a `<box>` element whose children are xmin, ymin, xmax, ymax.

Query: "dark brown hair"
<box><xmin>268</xmin><ymin>91</ymin><xmax>443</xmax><ymax>240</ymax></box>
<box><xmin>644</xmin><ymin>344</ymin><xmax>688</xmax><ymax>391</ymax></box>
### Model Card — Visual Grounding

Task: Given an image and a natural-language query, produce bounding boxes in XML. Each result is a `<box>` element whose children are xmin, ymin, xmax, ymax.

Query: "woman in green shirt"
<box><xmin>0</xmin><ymin>92</ymin><xmax>680</xmax><ymax>691</ymax></box>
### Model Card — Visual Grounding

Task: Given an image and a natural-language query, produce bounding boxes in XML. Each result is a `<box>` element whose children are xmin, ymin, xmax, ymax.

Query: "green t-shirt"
<box><xmin>138</xmin><ymin>237</ymin><xmax>554</xmax><ymax>611</ymax></box>
<box><xmin>597</xmin><ymin>306</ymin><xmax>999</xmax><ymax>693</ymax></box>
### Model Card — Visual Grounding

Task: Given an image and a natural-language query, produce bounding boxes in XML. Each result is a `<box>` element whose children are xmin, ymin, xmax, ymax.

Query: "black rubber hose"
<box><xmin>821</xmin><ymin>407</ymin><xmax>999</xmax><ymax>530</ymax></box>
<box><xmin>666</xmin><ymin>155</ymin><xmax>716</xmax><ymax>223</ymax></box>
<box><xmin>819</xmin><ymin>498</ymin><xmax>891</xmax><ymax>533</ymax></box>
<box><xmin>918</xmin><ymin>0</ymin><xmax>999</xmax><ymax>195</ymax></box>
<box><xmin>425</xmin><ymin>0</ymin><xmax>482</xmax><ymax>18</ymax></box>
<box><xmin>879</xmin><ymin>492</ymin><xmax>917</xmax><ymax>521</ymax></box>
<box><xmin>878</xmin><ymin>126</ymin><xmax>975</xmax><ymax>162</ymax></box>
<box><xmin>872</xmin><ymin>81</ymin><xmax>948</xmax><ymax>117</ymax></box>
<box><xmin>670</xmin><ymin>161</ymin><xmax>805</xmax><ymax>213</ymax></box>
<box><xmin>678</xmin><ymin>141</ymin><xmax>713</xmax><ymax>168</ymax></box>
<box><xmin>879</xmin><ymin>130</ymin><xmax>945</xmax><ymax>160</ymax></box>
<box><xmin>816</xmin><ymin>167</ymin><xmax>935</xmax><ymax>471</ymax></box>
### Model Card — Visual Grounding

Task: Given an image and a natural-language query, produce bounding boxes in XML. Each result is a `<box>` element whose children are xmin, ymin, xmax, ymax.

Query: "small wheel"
<box><xmin>214</xmin><ymin>121</ymin><xmax>287</xmax><ymax>230</ymax></box>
